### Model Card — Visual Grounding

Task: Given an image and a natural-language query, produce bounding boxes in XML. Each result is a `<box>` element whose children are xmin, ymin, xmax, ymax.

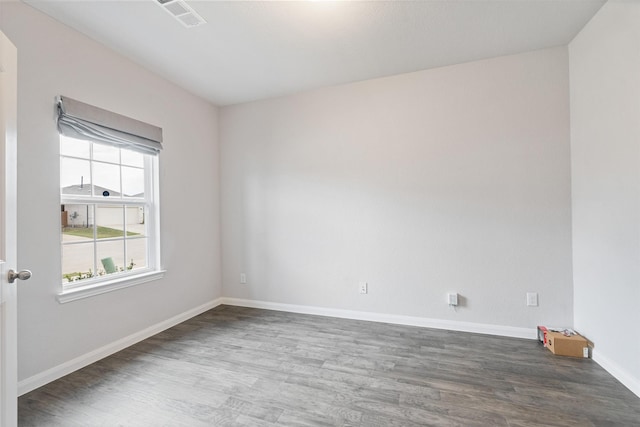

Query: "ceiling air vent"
<box><xmin>156</xmin><ymin>0</ymin><xmax>206</xmax><ymax>28</ymax></box>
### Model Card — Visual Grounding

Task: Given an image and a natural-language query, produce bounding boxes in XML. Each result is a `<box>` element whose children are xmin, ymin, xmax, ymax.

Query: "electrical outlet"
<box><xmin>240</xmin><ymin>273</ymin><xmax>247</xmax><ymax>284</ymax></box>
<box><xmin>447</xmin><ymin>293</ymin><xmax>458</xmax><ymax>306</ymax></box>
<box><xmin>526</xmin><ymin>292</ymin><xmax>538</xmax><ymax>307</ymax></box>
<box><xmin>359</xmin><ymin>282</ymin><xmax>368</xmax><ymax>294</ymax></box>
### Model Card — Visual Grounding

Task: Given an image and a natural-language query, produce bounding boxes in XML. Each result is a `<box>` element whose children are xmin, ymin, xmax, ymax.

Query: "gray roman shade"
<box><xmin>56</xmin><ymin>96</ymin><xmax>163</xmax><ymax>155</ymax></box>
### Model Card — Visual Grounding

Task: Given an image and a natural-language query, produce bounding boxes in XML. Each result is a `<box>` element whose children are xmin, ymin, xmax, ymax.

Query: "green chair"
<box><xmin>101</xmin><ymin>257</ymin><xmax>117</xmax><ymax>274</ymax></box>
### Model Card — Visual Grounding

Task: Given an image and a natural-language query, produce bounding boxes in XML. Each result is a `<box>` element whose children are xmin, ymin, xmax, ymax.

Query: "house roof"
<box><xmin>62</xmin><ymin>184</ymin><xmax>122</xmax><ymax>198</ymax></box>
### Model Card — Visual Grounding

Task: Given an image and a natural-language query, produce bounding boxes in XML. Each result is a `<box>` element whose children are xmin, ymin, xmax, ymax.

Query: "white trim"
<box><xmin>57</xmin><ymin>270</ymin><xmax>166</xmax><ymax>303</ymax></box>
<box><xmin>21</xmin><ymin>296</ymin><xmax>640</xmax><ymax>401</ymax></box>
<box><xmin>592</xmin><ymin>349</ymin><xmax>640</xmax><ymax>398</ymax></box>
<box><xmin>220</xmin><ymin>297</ymin><xmax>536</xmax><ymax>340</ymax></box>
<box><xmin>18</xmin><ymin>298</ymin><xmax>223</xmax><ymax>396</ymax></box>
<box><xmin>60</xmin><ymin>196</ymin><xmax>145</xmax><ymax>206</ymax></box>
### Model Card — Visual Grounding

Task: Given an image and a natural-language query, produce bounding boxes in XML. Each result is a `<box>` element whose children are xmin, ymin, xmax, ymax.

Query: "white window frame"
<box><xmin>57</xmin><ymin>139</ymin><xmax>163</xmax><ymax>303</ymax></box>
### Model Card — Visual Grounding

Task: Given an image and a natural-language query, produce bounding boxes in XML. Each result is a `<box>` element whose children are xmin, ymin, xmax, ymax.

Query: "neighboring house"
<box><xmin>61</xmin><ymin>184</ymin><xmax>144</xmax><ymax>229</ymax></box>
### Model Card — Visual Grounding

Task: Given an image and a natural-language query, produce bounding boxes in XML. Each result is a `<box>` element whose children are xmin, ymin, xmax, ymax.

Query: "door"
<box><xmin>0</xmin><ymin>29</ymin><xmax>19</xmax><ymax>427</ymax></box>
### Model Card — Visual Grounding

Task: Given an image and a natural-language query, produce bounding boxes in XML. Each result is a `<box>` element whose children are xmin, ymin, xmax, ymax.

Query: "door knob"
<box><xmin>8</xmin><ymin>269</ymin><xmax>31</xmax><ymax>283</ymax></box>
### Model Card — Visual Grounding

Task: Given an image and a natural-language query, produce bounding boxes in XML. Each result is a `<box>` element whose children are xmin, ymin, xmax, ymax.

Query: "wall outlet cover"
<box><xmin>447</xmin><ymin>293</ymin><xmax>458</xmax><ymax>306</ymax></box>
<box><xmin>359</xmin><ymin>282</ymin><xmax>368</xmax><ymax>294</ymax></box>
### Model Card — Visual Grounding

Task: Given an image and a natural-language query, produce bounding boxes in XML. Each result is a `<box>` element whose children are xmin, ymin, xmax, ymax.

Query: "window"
<box><xmin>56</xmin><ymin>96</ymin><xmax>163</xmax><ymax>301</ymax></box>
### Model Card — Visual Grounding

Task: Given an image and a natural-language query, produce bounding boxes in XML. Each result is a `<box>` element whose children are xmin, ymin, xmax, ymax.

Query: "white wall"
<box><xmin>0</xmin><ymin>2</ymin><xmax>221</xmax><ymax>382</ymax></box>
<box><xmin>569</xmin><ymin>0</ymin><xmax>640</xmax><ymax>396</ymax></box>
<box><xmin>6</xmin><ymin>0</ymin><xmax>636</xmax><ymax>400</ymax></box>
<box><xmin>220</xmin><ymin>47</ymin><xmax>573</xmax><ymax>331</ymax></box>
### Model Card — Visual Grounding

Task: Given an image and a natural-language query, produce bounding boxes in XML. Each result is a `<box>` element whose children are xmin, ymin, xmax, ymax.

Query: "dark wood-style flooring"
<box><xmin>18</xmin><ymin>305</ymin><xmax>640</xmax><ymax>426</ymax></box>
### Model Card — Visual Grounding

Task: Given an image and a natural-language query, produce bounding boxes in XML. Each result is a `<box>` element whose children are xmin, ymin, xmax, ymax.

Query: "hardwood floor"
<box><xmin>18</xmin><ymin>305</ymin><xmax>640</xmax><ymax>426</ymax></box>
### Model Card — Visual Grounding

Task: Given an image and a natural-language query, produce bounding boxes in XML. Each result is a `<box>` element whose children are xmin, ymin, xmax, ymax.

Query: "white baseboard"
<box><xmin>593</xmin><ymin>349</ymin><xmax>640</xmax><ymax>398</ymax></box>
<box><xmin>220</xmin><ymin>297</ymin><xmax>537</xmax><ymax>340</ymax></box>
<box><xmin>18</xmin><ymin>298</ymin><xmax>224</xmax><ymax>396</ymax></box>
<box><xmin>20</xmin><ymin>296</ymin><xmax>639</xmax><ymax>400</ymax></box>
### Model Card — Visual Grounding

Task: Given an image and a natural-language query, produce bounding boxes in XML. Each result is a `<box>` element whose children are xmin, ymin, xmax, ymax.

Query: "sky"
<box><xmin>60</xmin><ymin>135</ymin><xmax>145</xmax><ymax>197</ymax></box>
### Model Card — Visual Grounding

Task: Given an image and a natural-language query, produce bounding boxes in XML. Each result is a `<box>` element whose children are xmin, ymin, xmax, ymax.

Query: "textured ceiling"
<box><xmin>24</xmin><ymin>0</ymin><xmax>605</xmax><ymax>106</ymax></box>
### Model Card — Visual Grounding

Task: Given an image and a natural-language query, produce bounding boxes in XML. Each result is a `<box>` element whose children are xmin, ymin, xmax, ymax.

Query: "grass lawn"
<box><xmin>62</xmin><ymin>226</ymin><xmax>140</xmax><ymax>239</ymax></box>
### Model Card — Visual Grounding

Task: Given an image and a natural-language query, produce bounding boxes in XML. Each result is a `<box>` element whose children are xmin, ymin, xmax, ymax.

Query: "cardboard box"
<box><xmin>546</xmin><ymin>331</ymin><xmax>589</xmax><ymax>358</ymax></box>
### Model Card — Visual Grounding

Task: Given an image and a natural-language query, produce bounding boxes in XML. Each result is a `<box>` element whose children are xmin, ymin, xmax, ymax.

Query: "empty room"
<box><xmin>0</xmin><ymin>0</ymin><xmax>639</xmax><ymax>425</ymax></box>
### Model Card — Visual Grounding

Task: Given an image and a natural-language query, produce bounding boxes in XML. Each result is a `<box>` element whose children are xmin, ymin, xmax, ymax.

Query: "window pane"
<box><xmin>122</xmin><ymin>166</ymin><xmax>144</xmax><ymax>198</ymax></box>
<box><xmin>93</xmin><ymin>162</ymin><xmax>121</xmax><ymax>197</ymax></box>
<box><xmin>96</xmin><ymin>205</ymin><xmax>124</xmax><ymax>239</ymax></box>
<box><xmin>61</xmin><ymin>157</ymin><xmax>91</xmax><ymax>196</ymax></box>
<box><xmin>62</xmin><ymin>242</ymin><xmax>95</xmax><ymax>282</ymax></box>
<box><xmin>93</xmin><ymin>143</ymin><xmax>120</xmax><ymax>164</ymax></box>
<box><xmin>121</xmin><ymin>149</ymin><xmax>144</xmax><ymax>167</ymax></box>
<box><xmin>60</xmin><ymin>132</ymin><xmax>157</xmax><ymax>286</ymax></box>
<box><xmin>97</xmin><ymin>240</ymin><xmax>125</xmax><ymax>275</ymax></box>
<box><xmin>62</xmin><ymin>204</ymin><xmax>94</xmax><ymax>238</ymax></box>
<box><xmin>127</xmin><ymin>238</ymin><xmax>148</xmax><ymax>271</ymax></box>
<box><xmin>60</xmin><ymin>136</ymin><xmax>90</xmax><ymax>159</ymax></box>
<box><xmin>125</xmin><ymin>206</ymin><xmax>146</xmax><ymax>237</ymax></box>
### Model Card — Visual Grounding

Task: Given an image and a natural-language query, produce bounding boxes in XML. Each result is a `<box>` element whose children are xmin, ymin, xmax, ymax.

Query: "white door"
<box><xmin>0</xmin><ymin>29</ymin><xmax>22</xmax><ymax>427</ymax></box>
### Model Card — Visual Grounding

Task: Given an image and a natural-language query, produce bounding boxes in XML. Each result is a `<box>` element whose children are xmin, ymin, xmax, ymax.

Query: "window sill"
<box><xmin>57</xmin><ymin>270</ymin><xmax>165</xmax><ymax>304</ymax></box>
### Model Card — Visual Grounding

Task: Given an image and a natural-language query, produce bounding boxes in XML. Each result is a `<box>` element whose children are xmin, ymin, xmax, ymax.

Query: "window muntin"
<box><xmin>60</xmin><ymin>135</ymin><xmax>156</xmax><ymax>288</ymax></box>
